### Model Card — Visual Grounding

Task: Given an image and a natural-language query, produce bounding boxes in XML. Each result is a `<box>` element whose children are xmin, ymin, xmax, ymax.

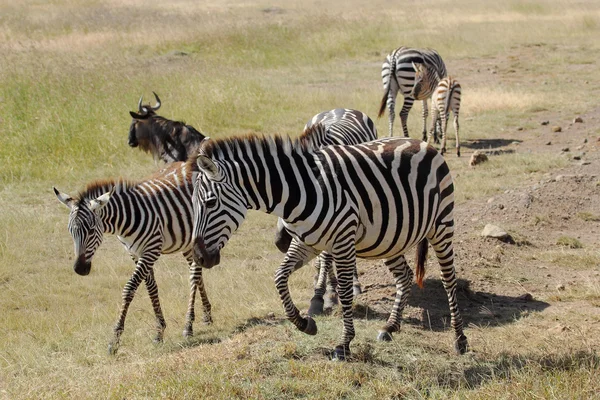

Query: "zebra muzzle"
<box><xmin>192</xmin><ymin>236</ymin><xmax>220</xmax><ymax>268</ymax></box>
<box><xmin>74</xmin><ymin>254</ymin><xmax>91</xmax><ymax>276</ymax></box>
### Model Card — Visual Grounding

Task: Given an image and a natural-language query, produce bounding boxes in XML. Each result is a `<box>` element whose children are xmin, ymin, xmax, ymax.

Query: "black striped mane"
<box><xmin>75</xmin><ymin>179</ymin><xmax>135</xmax><ymax>206</ymax></box>
<box><xmin>197</xmin><ymin>133</ymin><xmax>317</xmax><ymax>161</ymax></box>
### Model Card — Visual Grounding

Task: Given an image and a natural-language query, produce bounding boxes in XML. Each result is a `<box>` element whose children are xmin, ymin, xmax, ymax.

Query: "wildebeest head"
<box><xmin>128</xmin><ymin>92</ymin><xmax>162</xmax><ymax>148</ymax></box>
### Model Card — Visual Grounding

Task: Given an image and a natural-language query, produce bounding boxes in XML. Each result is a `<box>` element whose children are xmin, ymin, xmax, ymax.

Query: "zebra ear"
<box><xmin>54</xmin><ymin>187</ymin><xmax>75</xmax><ymax>210</ymax></box>
<box><xmin>412</xmin><ymin>62</ymin><xmax>422</xmax><ymax>73</ymax></box>
<box><xmin>196</xmin><ymin>155</ymin><xmax>222</xmax><ymax>181</ymax></box>
<box><xmin>89</xmin><ymin>187</ymin><xmax>115</xmax><ymax>212</ymax></box>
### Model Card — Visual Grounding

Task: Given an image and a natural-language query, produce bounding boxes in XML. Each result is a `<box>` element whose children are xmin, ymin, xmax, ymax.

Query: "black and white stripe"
<box><xmin>191</xmin><ymin>135</ymin><xmax>468</xmax><ymax>360</ymax></box>
<box><xmin>412</xmin><ymin>65</ymin><xmax>462</xmax><ymax>156</ymax></box>
<box><xmin>54</xmin><ymin>162</ymin><xmax>211</xmax><ymax>354</ymax></box>
<box><xmin>378</xmin><ymin>47</ymin><xmax>447</xmax><ymax>139</ymax></box>
<box><xmin>274</xmin><ymin>108</ymin><xmax>378</xmax><ymax>312</ymax></box>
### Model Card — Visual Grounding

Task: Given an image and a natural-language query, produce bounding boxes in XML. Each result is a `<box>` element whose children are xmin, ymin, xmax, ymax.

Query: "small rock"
<box><xmin>552</xmin><ymin>126</ymin><xmax>562</xmax><ymax>132</ymax></box>
<box><xmin>498</xmin><ymin>204</ymin><xmax>504</xmax><ymax>210</ymax></box>
<box><xmin>545</xmin><ymin>141</ymin><xmax>552</xmax><ymax>145</ymax></box>
<box><xmin>487</xmin><ymin>197</ymin><xmax>495</xmax><ymax>204</ymax></box>
<box><xmin>517</xmin><ymin>293</ymin><xmax>533</xmax><ymax>301</ymax></box>
<box><xmin>576</xmin><ymin>145</ymin><xmax>585</xmax><ymax>151</ymax></box>
<box><xmin>580</xmin><ymin>161</ymin><xmax>591</xmax><ymax>166</ymax></box>
<box><xmin>561</xmin><ymin>147</ymin><xmax>570</xmax><ymax>152</ymax></box>
<box><xmin>516</xmin><ymin>127</ymin><xmax>524</xmax><ymax>131</ymax></box>
<box><xmin>541</xmin><ymin>121</ymin><xmax>549</xmax><ymax>125</ymax></box>
<box><xmin>573</xmin><ymin>117</ymin><xmax>583</xmax><ymax>123</ymax></box>
<box><xmin>583</xmin><ymin>138</ymin><xmax>588</xmax><ymax>144</ymax></box>
<box><xmin>481</xmin><ymin>224</ymin><xmax>509</xmax><ymax>240</ymax></box>
<box><xmin>469</xmin><ymin>150</ymin><xmax>488</xmax><ymax>166</ymax></box>
<box><xmin>572</xmin><ymin>155</ymin><xmax>581</xmax><ymax>161</ymax></box>
<box><xmin>556</xmin><ymin>284</ymin><xmax>565</xmax><ymax>291</ymax></box>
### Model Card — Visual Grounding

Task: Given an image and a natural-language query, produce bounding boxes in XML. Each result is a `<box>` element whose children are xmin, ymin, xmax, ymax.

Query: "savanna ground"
<box><xmin>1</xmin><ymin>0</ymin><xmax>599</xmax><ymax>398</ymax></box>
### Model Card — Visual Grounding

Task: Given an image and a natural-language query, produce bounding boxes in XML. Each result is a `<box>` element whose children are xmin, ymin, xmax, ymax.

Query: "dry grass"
<box><xmin>1</xmin><ymin>0</ymin><xmax>600</xmax><ymax>398</ymax></box>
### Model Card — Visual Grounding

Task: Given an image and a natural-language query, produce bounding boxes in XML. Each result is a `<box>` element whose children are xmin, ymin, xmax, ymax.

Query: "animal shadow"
<box><xmin>462</xmin><ymin>138</ymin><xmax>521</xmax><ymax>150</ymax></box>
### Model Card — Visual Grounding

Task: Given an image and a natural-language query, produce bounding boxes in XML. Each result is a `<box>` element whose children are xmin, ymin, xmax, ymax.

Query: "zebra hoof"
<box><xmin>377</xmin><ymin>331</ymin><xmax>393</xmax><ymax>342</ymax></box>
<box><xmin>108</xmin><ymin>342</ymin><xmax>119</xmax><ymax>356</ymax></box>
<box><xmin>203</xmin><ymin>315</ymin><xmax>213</xmax><ymax>325</ymax></box>
<box><xmin>457</xmin><ymin>150</ymin><xmax>461</xmax><ymax>157</ymax></box>
<box><xmin>455</xmin><ymin>334</ymin><xmax>469</xmax><ymax>355</ymax></box>
<box><xmin>183</xmin><ymin>327</ymin><xmax>193</xmax><ymax>338</ymax></box>
<box><xmin>153</xmin><ymin>335</ymin><xmax>164</xmax><ymax>344</ymax></box>
<box><xmin>308</xmin><ymin>295</ymin><xmax>325</xmax><ymax>316</ymax></box>
<box><xmin>353</xmin><ymin>285</ymin><xmax>362</xmax><ymax>297</ymax></box>
<box><xmin>302</xmin><ymin>316</ymin><xmax>318</xmax><ymax>336</ymax></box>
<box><xmin>331</xmin><ymin>346</ymin><xmax>351</xmax><ymax>361</ymax></box>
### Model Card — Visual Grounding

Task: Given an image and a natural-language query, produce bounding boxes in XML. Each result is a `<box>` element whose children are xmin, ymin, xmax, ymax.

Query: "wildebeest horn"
<box><xmin>152</xmin><ymin>92</ymin><xmax>161</xmax><ymax>111</ymax></box>
<box><xmin>137</xmin><ymin>95</ymin><xmax>144</xmax><ymax>113</ymax></box>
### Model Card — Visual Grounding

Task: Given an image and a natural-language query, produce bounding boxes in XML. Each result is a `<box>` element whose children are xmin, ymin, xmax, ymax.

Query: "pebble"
<box><xmin>481</xmin><ymin>224</ymin><xmax>509</xmax><ymax>240</ymax></box>
<box><xmin>541</xmin><ymin>121</ymin><xmax>550</xmax><ymax>125</ymax></box>
<box><xmin>561</xmin><ymin>147</ymin><xmax>570</xmax><ymax>152</ymax></box>
<box><xmin>573</xmin><ymin>117</ymin><xmax>583</xmax><ymax>123</ymax></box>
<box><xmin>516</xmin><ymin>127</ymin><xmax>524</xmax><ymax>131</ymax></box>
<box><xmin>545</xmin><ymin>141</ymin><xmax>552</xmax><ymax>145</ymax></box>
<box><xmin>552</xmin><ymin>126</ymin><xmax>562</xmax><ymax>132</ymax></box>
<box><xmin>556</xmin><ymin>284</ymin><xmax>565</xmax><ymax>291</ymax></box>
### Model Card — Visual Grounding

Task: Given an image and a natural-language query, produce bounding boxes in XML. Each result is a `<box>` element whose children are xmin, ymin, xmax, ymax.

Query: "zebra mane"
<box><xmin>75</xmin><ymin>179</ymin><xmax>135</xmax><ymax>205</ymax></box>
<box><xmin>197</xmin><ymin>133</ymin><xmax>317</xmax><ymax>161</ymax></box>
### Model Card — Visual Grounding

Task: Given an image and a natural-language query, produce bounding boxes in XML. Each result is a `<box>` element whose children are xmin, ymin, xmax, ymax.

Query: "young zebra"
<box><xmin>190</xmin><ymin>135</ymin><xmax>468</xmax><ymax>360</ymax></box>
<box><xmin>411</xmin><ymin>63</ymin><xmax>462</xmax><ymax>156</ymax></box>
<box><xmin>54</xmin><ymin>162</ymin><xmax>212</xmax><ymax>354</ymax></box>
<box><xmin>274</xmin><ymin>108</ymin><xmax>378</xmax><ymax>314</ymax></box>
<box><xmin>378</xmin><ymin>46</ymin><xmax>447</xmax><ymax>140</ymax></box>
<box><xmin>128</xmin><ymin>92</ymin><xmax>206</xmax><ymax>164</ymax></box>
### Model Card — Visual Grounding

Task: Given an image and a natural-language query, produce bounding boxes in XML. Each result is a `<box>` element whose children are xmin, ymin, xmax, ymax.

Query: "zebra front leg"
<box><xmin>144</xmin><ymin>268</ymin><xmax>167</xmax><ymax>343</ymax></box>
<box><xmin>440</xmin><ymin>113</ymin><xmax>449</xmax><ymax>156</ymax></box>
<box><xmin>377</xmin><ymin>255</ymin><xmax>413</xmax><ymax>342</ymax></box>
<box><xmin>453</xmin><ymin>113</ymin><xmax>460</xmax><ymax>157</ymax></box>
<box><xmin>275</xmin><ymin>241</ymin><xmax>319</xmax><ymax>333</ymax></box>
<box><xmin>421</xmin><ymin>99</ymin><xmax>429</xmax><ymax>141</ymax></box>
<box><xmin>108</xmin><ymin>262</ymin><xmax>152</xmax><ymax>355</ymax></box>
<box><xmin>182</xmin><ymin>258</ymin><xmax>212</xmax><ymax>338</ymax></box>
<box><xmin>428</xmin><ymin>232</ymin><xmax>468</xmax><ymax>354</ymax></box>
<box><xmin>330</xmin><ymin>243</ymin><xmax>357</xmax><ymax>361</ymax></box>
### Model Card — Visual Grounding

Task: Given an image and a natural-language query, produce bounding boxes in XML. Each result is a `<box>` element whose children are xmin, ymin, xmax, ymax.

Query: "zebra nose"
<box><xmin>74</xmin><ymin>254</ymin><xmax>91</xmax><ymax>276</ymax></box>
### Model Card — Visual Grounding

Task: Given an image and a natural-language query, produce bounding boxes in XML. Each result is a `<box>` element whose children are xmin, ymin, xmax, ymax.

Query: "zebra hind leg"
<box><xmin>377</xmin><ymin>255</ymin><xmax>412</xmax><ymax>342</ymax></box>
<box><xmin>145</xmin><ymin>268</ymin><xmax>167</xmax><ymax>343</ymax></box>
<box><xmin>308</xmin><ymin>252</ymin><xmax>333</xmax><ymax>316</ymax></box>
<box><xmin>183</xmin><ymin>259</ymin><xmax>213</xmax><ymax>338</ymax></box>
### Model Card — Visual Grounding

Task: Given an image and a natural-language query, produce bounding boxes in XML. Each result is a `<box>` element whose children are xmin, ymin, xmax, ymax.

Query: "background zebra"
<box><xmin>412</xmin><ymin>63</ymin><xmax>462</xmax><ymax>156</ymax></box>
<box><xmin>128</xmin><ymin>92</ymin><xmax>206</xmax><ymax>164</ymax></box>
<box><xmin>378</xmin><ymin>46</ymin><xmax>447</xmax><ymax>140</ymax></box>
<box><xmin>190</xmin><ymin>135</ymin><xmax>468</xmax><ymax>360</ymax></box>
<box><xmin>54</xmin><ymin>162</ymin><xmax>211</xmax><ymax>354</ymax></box>
<box><xmin>274</xmin><ymin>108</ymin><xmax>378</xmax><ymax>314</ymax></box>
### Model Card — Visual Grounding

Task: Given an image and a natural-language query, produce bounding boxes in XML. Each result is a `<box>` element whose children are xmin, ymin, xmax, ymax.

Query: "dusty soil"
<box><xmin>352</xmin><ymin>105</ymin><xmax>600</xmax><ymax>339</ymax></box>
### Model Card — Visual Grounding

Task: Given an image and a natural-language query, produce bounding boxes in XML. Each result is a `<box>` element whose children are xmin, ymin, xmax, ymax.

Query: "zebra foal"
<box><xmin>411</xmin><ymin>63</ymin><xmax>462</xmax><ymax>156</ymax></box>
<box><xmin>54</xmin><ymin>162</ymin><xmax>211</xmax><ymax>354</ymax></box>
<box><xmin>190</xmin><ymin>135</ymin><xmax>468</xmax><ymax>360</ymax></box>
<box><xmin>379</xmin><ymin>46</ymin><xmax>447</xmax><ymax>139</ymax></box>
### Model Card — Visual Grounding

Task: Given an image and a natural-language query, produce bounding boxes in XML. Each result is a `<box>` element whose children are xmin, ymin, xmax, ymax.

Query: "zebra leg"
<box><xmin>399</xmin><ymin>97</ymin><xmax>414</xmax><ymax>138</ymax></box>
<box><xmin>387</xmin><ymin>91</ymin><xmax>396</xmax><ymax>137</ymax></box>
<box><xmin>440</xmin><ymin>113</ymin><xmax>449</xmax><ymax>156</ymax></box>
<box><xmin>144</xmin><ymin>268</ymin><xmax>167</xmax><ymax>343</ymax></box>
<box><xmin>182</xmin><ymin>256</ymin><xmax>212</xmax><ymax>338</ymax></box>
<box><xmin>454</xmin><ymin>112</ymin><xmax>460</xmax><ymax>157</ymax></box>
<box><xmin>428</xmin><ymin>229</ymin><xmax>468</xmax><ymax>354</ymax></box>
<box><xmin>309</xmin><ymin>252</ymin><xmax>334</xmax><ymax>316</ymax></box>
<box><xmin>352</xmin><ymin>267</ymin><xmax>362</xmax><ymax>296</ymax></box>
<box><xmin>331</xmin><ymin>239</ymin><xmax>358</xmax><ymax>361</ymax></box>
<box><xmin>109</xmin><ymin>257</ymin><xmax>156</xmax><ymax>355</ymax></box>
<box><xmin>377</xmin><ymin>255</ymin><xmax>412</xmax><ymax>341</ymax></box>
<box><xmin>427</xmin><ymin>105</ymin><xmax>439</xmax><ymax>145</ymax></box>
<box><xmin>421</xmin><ymin>99</ymin><xmax>429</xmax><ymax>141</ymax></box>
<box><xmin>274</xmin><ymin>240</ymin><xmax>320</xmax><ymax>333</ymax></box>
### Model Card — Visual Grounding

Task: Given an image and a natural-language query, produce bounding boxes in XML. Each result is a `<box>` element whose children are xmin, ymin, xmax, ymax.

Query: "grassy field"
<box><xmin>1</xmin><ymin>0</ymin><xmax>600</xmax><ymax>398</ymax></box>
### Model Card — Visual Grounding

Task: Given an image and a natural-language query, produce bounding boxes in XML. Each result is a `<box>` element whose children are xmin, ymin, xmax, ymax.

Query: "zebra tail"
<box><xmin>378</xmin><ymin>89</ymin><xmax>388</xmax><ymax>118</ymax></box>
<box><xmin>415</xmin><ymin>239</ymin><xmax>428</xmax><ymax>288</ymax></box>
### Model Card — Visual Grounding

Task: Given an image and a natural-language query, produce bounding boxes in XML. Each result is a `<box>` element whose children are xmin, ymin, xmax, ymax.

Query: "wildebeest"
<box><xmin>128</xmin><ymin>92</ymin><xmax>206</xmax><ymax>163</ymax></box>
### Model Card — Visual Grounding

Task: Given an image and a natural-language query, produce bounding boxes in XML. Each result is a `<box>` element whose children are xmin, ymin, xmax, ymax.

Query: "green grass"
<box><xmin>2</xmin><ymin>0</ymin><xmax>600</xmax><ymax>398</ymax></box>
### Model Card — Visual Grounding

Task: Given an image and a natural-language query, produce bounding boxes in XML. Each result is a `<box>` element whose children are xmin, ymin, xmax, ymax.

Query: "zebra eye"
<box><xmin>205</xmin><ymin>198</ymin><xmax>217</xmax><ymax>208</ymax></box>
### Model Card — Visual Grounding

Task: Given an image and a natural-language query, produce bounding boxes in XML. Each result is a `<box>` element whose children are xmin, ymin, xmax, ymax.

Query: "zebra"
<box><xmin>378</xmin><ymin>46</ymin><xmax>447</xmax><ymax>140</ymax></box>
<box><xmin>53</xmin><ymin>162</ymin><xmax>212</xmax><ymax>354</ymax></box>
<box><xmin>411</xmin><ymin>63</ymin><xmax>462</xmax><ymax>156</ymax></box>
<box><xmin>128</xmin><ymin>92</ymin><xmax>206</xmax><ymax>164</ymax></box>
<box><xmin>190</xmin><ymin>134</ymin><xmax>468</xmax><ymax>360</ymax></box>
<box><xmin>274</xmin><ymin>108</ymin><xmax>378</xmax><ymax>314</ymax></box>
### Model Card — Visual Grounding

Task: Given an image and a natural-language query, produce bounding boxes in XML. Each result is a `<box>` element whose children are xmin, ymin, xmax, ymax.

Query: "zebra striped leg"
<box><xmin>182</xmin><ymin>257</ymin><xmax>213</xmax><ymax>338</ymax></box>
<box><xmin>428</xmin><ymin>229</ymin><xmax>468</xmax><ymax>354</ymax></box>
<box><xmin>440</xmin><ymin>113</ymin><xmax>449</xmax><ymax>156</ymax></box>
<box><xmin>275</xmin><ymin>240</ymin><xmax>319</xmax><ymax>333</ymax></box>
<box><xmin>421</xmin><ymin>99</ymin><xmax>429</xmax><ymax>141</ymax></box>
<box><xmin>399</xmin><ymin>97</ymin><xmax>414</xmax><ymax>138</ymax></box>
<box><xmin>453</xmin><ymin>112</ymin><xmax>460</xmax><ymax>157</ymax></box>
<box><xmin>387</xmin><ymin>93</ymin><xmax>396</xmax><ymax>137</ymax></box>
<box><xmin>377</xmin><ymin>255</ymin><xmax>412</xmax><ymax>342</ymax></box>
<box><xmin>144</xmin><ymin>268</ymin><xmax>167</xmax><ymax>343</ymax></box>
<box><xmin>109</xmin><ymin>256</ymin><xmax>157</xmax><ymax>355</ymax></box>
<box><xmin>309</xmin><ymin>252</ymin><xmax>334</xmax><ymax>316</ymax></box>
<box><xmin>331</xmin><ymin>240</ymin><xmax>357</xmax><ymax>361</ymax></box>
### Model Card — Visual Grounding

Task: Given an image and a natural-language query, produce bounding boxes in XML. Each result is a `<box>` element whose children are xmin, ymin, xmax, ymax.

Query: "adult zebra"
<box><xmin>54</xmin><ymin>162</ymin><xmax>211</xmax><ymax>354</ymax></box>
<box><xmin>190</xmin><ymin>135</ymin><xmax>468</xmax><ymax>360</ymax></box>
<box><xmin>128</xmin><ymin>92</ymin><xmax>206</xmax><ymax>163</ymax></box>
<box><xmin>411</xmin><ymin>63</ymin><xmax>462</xmax><ymax>156</ymax></box>
<box><xmin>378</xmin><ymin>46</ymin><xmax>447</xmax><ymax>140</ymax></box>
<box><xmin>274</xmin><ymin>108</ymin><xmax>378</xmax><ymax>313</ymax></box>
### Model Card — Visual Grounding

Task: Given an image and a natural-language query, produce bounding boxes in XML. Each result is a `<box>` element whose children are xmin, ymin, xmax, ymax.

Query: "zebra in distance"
<box><xmin>378</xmin><ymin>46</ymin><xmax>447</xmax><ymax>140</ymax></box>
<box><xmin>54</xmin><ymin>162</ymin><xmax>212</xmax><ymax>354</ymax></box>
<box><xmin>411</xmin><ymin>63</ymin><xmax>462</xmax><ymax>156</ymax></box>
<box><xmin>190</xmin><ymin>134</ymin><xmax>468</xmax><ymax>360</ymax></box>
<box><xmin>128</xmin><ymin>92</ymin><xmax>206</xmax><ymax>164</ymax></box>
<box><xmin>274</xmin><ymin>108</ymin><xmax>378</xmax><ymax>314</ymax></box>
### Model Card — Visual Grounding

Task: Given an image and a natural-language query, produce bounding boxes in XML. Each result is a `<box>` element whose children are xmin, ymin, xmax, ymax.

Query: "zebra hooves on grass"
<box><xmin>454</xmin><ymin>334</ymin><xmax>469</xmax><ymax>355</ymax></box>
<box><xmin>108</xmin><ymin>341</ymin><xmax>119</xmax><ymax>356</ymax></box>
<box><xmin>308</xmin><ymin>295</ymin><xmax>325</xmax><ymax>316</ymax></box>
<box><xmin>183</xmin><ymin>325</ymin><xmax>193</xmax><ymax>338</ymax></box>
<box><xmin>302</xmin><ymin>316</ymin><xmax>318</xmax><ymax>335</ymax></box>
<box><xmin>331</xmin><ymin>345</ymin><xmax>351</xmax><ymax>362</ymax></box>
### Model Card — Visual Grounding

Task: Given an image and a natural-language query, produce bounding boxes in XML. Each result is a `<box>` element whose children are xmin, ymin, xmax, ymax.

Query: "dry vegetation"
<box><xmin>1</xmin><ymin>0</ymin><xmax>599</xmax><ymax>398</ymax></box>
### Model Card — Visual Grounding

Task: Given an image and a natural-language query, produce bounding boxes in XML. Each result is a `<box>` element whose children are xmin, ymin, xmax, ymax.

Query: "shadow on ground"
<box><xmin>462</xmin><ymin>138</ymin><xmax>521</xmax><ymax>149</ymax></box>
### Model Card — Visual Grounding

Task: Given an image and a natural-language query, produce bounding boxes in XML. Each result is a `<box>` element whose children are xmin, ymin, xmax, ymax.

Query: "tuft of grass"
<box><xmin>556</xmin><ymin>236</ymin><xmax>584</xmax><ymax>249</ymax></box>
<box><xmin>577</xmin><ymin>212</ymin><xmax>600</xmax><ymax>222</ymax></box>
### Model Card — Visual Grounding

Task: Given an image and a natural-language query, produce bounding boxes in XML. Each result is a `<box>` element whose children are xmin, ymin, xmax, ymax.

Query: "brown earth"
<box><xmin>351</xmin><ymin>106</ymin><xmax>600</xmax><ymax>341</ymax></box>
